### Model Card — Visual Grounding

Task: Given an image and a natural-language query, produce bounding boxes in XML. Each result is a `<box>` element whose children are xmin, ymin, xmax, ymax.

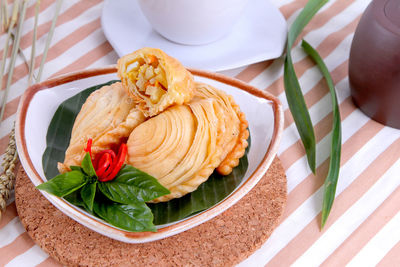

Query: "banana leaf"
<box><xmin>42</xmin><ymin>81</ymin><xmax>249</xmax><ymax>225</ymax></box>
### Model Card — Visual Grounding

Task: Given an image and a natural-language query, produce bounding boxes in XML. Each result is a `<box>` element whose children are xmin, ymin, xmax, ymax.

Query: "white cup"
<box><xmin>138</xmin><ymin>0</ymin><xmax>250</xmax><ymax>45</ymax></box>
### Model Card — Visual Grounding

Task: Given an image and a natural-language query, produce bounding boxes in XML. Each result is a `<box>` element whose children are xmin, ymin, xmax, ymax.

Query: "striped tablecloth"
<box><xmin>1</xmin><ymin>0</ymin><xmax>400</xmax><ymax>266</ymax></box>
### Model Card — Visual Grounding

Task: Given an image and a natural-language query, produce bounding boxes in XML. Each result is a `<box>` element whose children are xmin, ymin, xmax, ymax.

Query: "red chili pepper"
<box><xmin>100</xmin><ymin>144</ymin><xmax>127</xmax><ymax>182</ymax></box>
<box><xmin>96</xmin><ymin>150</ymin><xmax>117</xmax><ymax>161</ymax></box>
<box><xmin>102</xmin><ymin>155</ymin><xmax>118</xmax><ymax>178</ymax></box>
<box><xmin>82</xmin><ymin>140</ymin><xmax>127</xmax><ymax>182</ymax></box>
<box><xmin>84</xmin><ymin>138</ymin><xmax>93</xmax><ymax>158</ymax></box>
<box><xmin>93</xmin><ymin>149</ymin><xmax>116</xmax><ymax>169</ymax></box>
<box><xmin>96</xmin><ymin>153</ymin><xmax>112</xmax><ymax>178</ymax></box>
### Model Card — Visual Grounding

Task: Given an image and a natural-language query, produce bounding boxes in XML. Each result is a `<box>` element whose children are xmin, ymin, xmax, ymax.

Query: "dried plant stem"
<box><xmin>2</xmin><ymin>0</ymin><xmax>8</xmax><ymax>31</ymax></box>
<box><xmin>14</xmin><ymin>34</ymin><xmax>30</xmax><ymax>71</ymax></box>
<box><xmin>0</xmin><ymin>0</ymin><xmax>62</xmax><ymax>222</ymax></box>
<box><xmin>9</xmin><ymin>33</ymin><xmax>30</xmax><ymax>71</ymax></box>
<box><xmin>0</xmin><ymin>0</ymin><xmax>28</xmax><ymax>123</ymax></box>
<box><xmin>0</xmin><ymin>0</ymin><xmax>19</xmax><ymax>94</ymax></box>
<box><xmin>36</xmin><ymin>0</ymin><xmax>62</xmax><ymax>82</ymax></box>
<box><xmin>0</xmin><ymin>124</ymin><xmax>18</xmax><ymax>220</ymax></box>
<box><xmin>28</xmin><ymin>0</ymin><xmax>41</xmax><ymax>86</ymax></box>
<box><xmin>0</xmin><ymin>1</ymin><xmax>20</xmax><ymax>222</ymax></box>
<box><xmin>0</xmin><ymin>0</ymin><xmax>3</xmax><ymax>32</ymax></box>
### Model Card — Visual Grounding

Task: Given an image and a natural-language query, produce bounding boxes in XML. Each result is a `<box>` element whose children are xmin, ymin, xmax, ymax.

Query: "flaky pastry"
<box><xmin>58</xmin><ymin>82</ymin><xmax>145</xmax><ymax>173</ymax></box>
<box><xmin>195</xmin><ymin>82</ymin><xmax>249</xmax><ymax>175</ymax></box>
<box><xmin>127</xmin><ymin>99</ymin><xmax>223</xmax><ymax>202</ymax></box>
<box><xmin>117</xmin><ymin>47</ymin><xmax>195</xmax><ymax>117</ymax></box>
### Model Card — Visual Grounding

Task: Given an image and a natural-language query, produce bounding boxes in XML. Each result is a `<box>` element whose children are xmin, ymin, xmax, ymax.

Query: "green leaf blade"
<box><xmin>64</xmin><ymin>190</ymin><xmax>85</xmax><ymax>208</ymax></box>
<box><xmin>98</xmin><ymin>165</ymin><xmax>170</xmax><ymax>204</ymax></box>
<box><xmin>287</xmin><ymin>0</ymin><xmax>329</xmax><ymax>49</ymax></box>
<box><xmin>284</xmin><ymin>55</ymin><xmax>316</xmax><ymax>173</ymax></box>
<box><xmin>93</xmin><ymin>201</ymin><xmax>156</xmax><ymax>232</ymax></box>
<box><xmin>36</xmin><ymin>171</ymin><xmax>87</xmax><ymax>197</ymax></box>
<box><xmin>81</xmin><ymin>152</ymin><xmax>97</xmax><ymax>178</ymax></box>
<box><xmin>69</xmin><ymin>166</ymin><xmax>83</xmax><ymax>172</ymax></box>
<box><xmin>301</xmin><ymin>40</ymin><xmax>342</xmax><ymax>229</ymax></box>
<box><xmin>80</xmin><ymin>182</ymin><xmax>97</xmax><ymax>212</ymax></box>
<box><xmin>284</xmin><ymin>0</ymin><xmax>329</xmax><ymax>174</ymax></box>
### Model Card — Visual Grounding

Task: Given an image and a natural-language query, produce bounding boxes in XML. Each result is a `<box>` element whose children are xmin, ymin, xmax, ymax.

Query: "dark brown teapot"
<box><xmin>349</xmin><ymin>0</ymin><xmax>400</xmax><ymax>129</ymax></box>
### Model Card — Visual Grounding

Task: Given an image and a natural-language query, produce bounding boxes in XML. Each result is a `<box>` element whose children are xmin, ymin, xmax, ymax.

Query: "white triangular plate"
<box><xmin>101</xmin><ymin>0</ymin><xmax>287</xmax><ymax>71</ymax></box>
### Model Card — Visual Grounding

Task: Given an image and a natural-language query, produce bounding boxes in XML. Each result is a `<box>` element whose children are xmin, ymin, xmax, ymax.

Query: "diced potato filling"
<box><xmin>146</xmin><ymin>84</ymin><xmax>165</xmax><ymax>103</ymax></box>
<box><xmin>126</xmin><ymin>55</ymin><xmax>168</xmax><ymax>103</ymax></box>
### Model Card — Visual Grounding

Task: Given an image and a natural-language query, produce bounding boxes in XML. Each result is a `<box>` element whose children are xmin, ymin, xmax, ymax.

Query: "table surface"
<box><xmin>1</xmin><ymin>0</ymin><xmax>400</xmax><ymax>266</ymax></box>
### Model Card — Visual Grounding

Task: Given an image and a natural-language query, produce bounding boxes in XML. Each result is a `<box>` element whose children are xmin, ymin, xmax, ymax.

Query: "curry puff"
<box><xmin>127</xmin><ymin>99</ymin><xmax>224</xmax><ymax>202</ymax></box>
<box><xmin>59</xmin><ymin>47</ymin><xmax>249</xmax><ymax>203</ymax></box>
<box><xmin>117</xmin><ymin>47</ymin><xmax>195</xmax><ymax>117</ymax></box>
<box><xmin>127</xmin><ymin>83</ymin><xmax>248</xmax><ymax>202</ymax></box>
<box><xmin>58</xmin><ymin>82</ymin><xmax>145</xmax><ymax>173</ymax></box>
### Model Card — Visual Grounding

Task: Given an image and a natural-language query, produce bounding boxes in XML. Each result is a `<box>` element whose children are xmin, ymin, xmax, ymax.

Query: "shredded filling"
<box><xmin>126</xmin><ymin>55</ymin><xmax>168</xmax><ymax>103</ymax></box>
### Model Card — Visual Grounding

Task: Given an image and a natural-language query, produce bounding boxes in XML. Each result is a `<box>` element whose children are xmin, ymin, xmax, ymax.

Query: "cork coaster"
<box><xmin>15</xmin><ymin>157</ymin><xmax>286</xmax><ymax>267</ymax></box>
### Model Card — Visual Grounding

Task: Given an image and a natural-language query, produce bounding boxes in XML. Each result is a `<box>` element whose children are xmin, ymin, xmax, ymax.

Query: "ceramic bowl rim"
<box><xmin>15</xmin><ymin>65</ymin><xmax>284</xmax><ymax>243</ymax></box>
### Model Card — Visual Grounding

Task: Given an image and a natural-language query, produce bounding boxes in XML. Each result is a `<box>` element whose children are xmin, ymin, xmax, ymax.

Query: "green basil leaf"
<box><xmin>64</xmin><ymin>190</ymin><xmax>85</xmax><ymax>207</ymax></box>
<box><xmin>80</xmin><ymin>182</ymin><xmax>97</xmax><ymax>212</ymax></box>
<box><xmin>42</xmin><ymin>80</ymin><xmax>119</xmax><ymax>179</ymax></box>
<box><xmin>69</xmin><ymin>165</ymin><xmax>83</xmax><ymax>172</ymax></box>
<box><xmin>93</xmin><ymin>201</ymin><xmax>156</xmax><ymax>232</ymax></box>
<box><xmin>98</xmin><ymin>165</ymin><xmax>170</xmax><ymax>204</ymax></box>
<box><xmin>301</xmin><ymin>40</ymin><xmax>342</xmax><ymax>229</ymax></box>
<box><xmin>36</xmin><ymin>171</ymin><xmax>87</xmax><ymax>197</ymax></box>
<box><xmin>81</xmin><ymin>152</ymin><xmax>97</xmax><ymax>178</ymax></box>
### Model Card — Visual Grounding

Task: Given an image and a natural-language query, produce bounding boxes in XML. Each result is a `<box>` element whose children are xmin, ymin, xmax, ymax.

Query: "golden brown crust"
<box><xmin>117</xmin><ymin>47</ymin><xmax>195</xmax><ymax>117</ymax></box>
<box><xmin>127</xmin><ymin>99</ymin><xmax>223</xmax><ymax>202</ymax></box>
<box><xmin>156</xmin><ymin>99</ymin><xmax>223</xmax><ymax>202</ymax></box>
<box><xmin>217</xmin><ymin>110</ymin><xmax>249</xmax><ymax>175</ymax></box>
<box><xmin>195</xmin><ymin>82</ymin><xmax>249</xmax><ymax>175</ymax></box>
<box><xmin>127</xmin><ymin>82</ymin><xmax>249</xmax><ymax>202</ymax></box>
<box><xmin>58</xmin><ymin>82</ymin><xmax>145</xmax><ymax>173</ymax></box>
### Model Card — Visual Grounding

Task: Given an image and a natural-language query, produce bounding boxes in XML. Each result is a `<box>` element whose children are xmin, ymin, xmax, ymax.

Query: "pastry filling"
<box><xmin>127</xmin><ymin>55</ymin><xmax>168</xmax><ymax>103</ymax></box>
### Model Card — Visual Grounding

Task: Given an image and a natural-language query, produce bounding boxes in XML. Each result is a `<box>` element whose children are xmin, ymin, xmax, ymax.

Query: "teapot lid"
<box><xmin>385</xmin><ymin>0</ymin><xmax>400</xmax><ymax>27</ymax></box>
<box><xmin>373</xmin><ymin>0</ymin><xmax>400</xmax><ymax>35</ymax></box>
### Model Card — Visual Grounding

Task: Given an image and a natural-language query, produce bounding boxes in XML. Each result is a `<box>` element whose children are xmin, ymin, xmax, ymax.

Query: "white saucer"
<box><xmin>101</xmin><ymin>0</ymin><xmax>287</xmax><ymax>71</ymax></box>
